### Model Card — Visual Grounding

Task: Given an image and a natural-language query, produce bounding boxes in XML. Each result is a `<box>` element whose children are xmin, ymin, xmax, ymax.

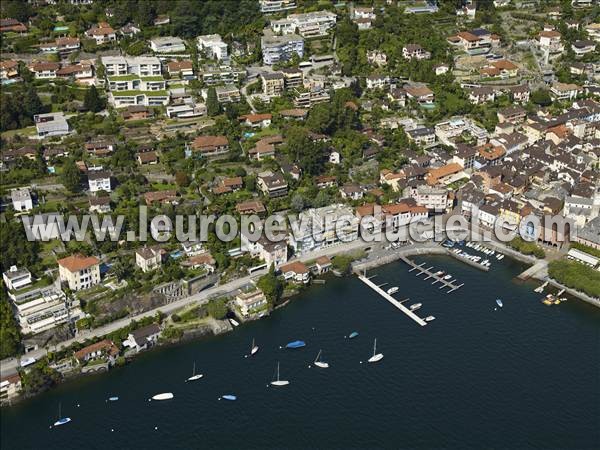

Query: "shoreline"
<box><xmin>3</xmin><ymin>241</ymin><xmax>598</xmax><ymax>407</ymax></box>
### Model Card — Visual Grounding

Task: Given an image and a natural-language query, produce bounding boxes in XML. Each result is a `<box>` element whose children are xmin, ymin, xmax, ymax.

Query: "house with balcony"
<box><xmin>235</xmin><ymin>288</ymin><xmax>268</xmax><ymax>317</ymax></box>
<box><xmin>58</xmin><ymin>254</ymin><xmax>101</xmax><ymax>291</ymax></box>
<box><xmin>261</xmin><ymin>32</ymin><xmax>304</xmax><ymax>65</ymax></box>
<box><xmin>191</xmin><ymin>135</ymin><xmax>229</xmax><ymax>157</ymax></box>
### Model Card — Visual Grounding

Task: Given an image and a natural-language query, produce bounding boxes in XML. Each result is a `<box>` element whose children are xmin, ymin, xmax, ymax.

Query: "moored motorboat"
<box><xmin>286</xmin><ymin>340</ymin><xmax>306</xmax><ymax>349</ymax></box>
<box><xmin>386</xmin><ymin>287</ymin><xmax>399</xmax><ymax>295</ymax></box>
<box><xmin>229</xmin><ymin>318</ymin><xmax>240</xmax><ymax>327</ymax></box>
<box><xmin>425</xmin><ymin>316</ymin><xmax>435</xmax><ymax>322</ymax></box>
<box><xmin>151</xmin><ymin>393</ymin><xmax>174</xmax><ymax>401</ymax></box>
<box><xmin>108</xmin><ymin>396</ymin><xmax>119</xmax><ymax>402</ymax></box>
<box><xmin>221</xmin><ymin>395</ymin><xmax>237</xmax><ymax>401</ymax></box>
<box><xmin>409</xmin><ymin>303</ymin><xmax>422</xmax><ymax>311</ymax></box>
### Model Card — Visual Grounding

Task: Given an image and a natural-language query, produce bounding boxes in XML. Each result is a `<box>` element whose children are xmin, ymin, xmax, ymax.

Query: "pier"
<box><xmin>399</xmin><ymin>256</ymin><xmax>464</xmax><ymax>293</ymax></box>
<box><xmin>357</xmin><ymin>274</ymin><xmax>427</xmax><ymax>327</ymax></box>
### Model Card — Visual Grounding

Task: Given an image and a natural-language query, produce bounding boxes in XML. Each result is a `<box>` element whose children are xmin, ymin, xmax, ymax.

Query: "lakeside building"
<box><xmin>289</xmin><ymin>204</ymin><xmax>359</xmax><ymax>255</ymax></box>
<box><xmin>3</xmin><ymin>267</ymin><xmax>82</xmax><ymax>335</ymax></box>
<box><xmin>0</xmin><ymin>375</ymin><xmax>22</xmax><ymax>404</ymax></box>
<box><xmin>235</xmin><ymin>288</ymin><xmax>268</xmax><ymax>317</ymax></box>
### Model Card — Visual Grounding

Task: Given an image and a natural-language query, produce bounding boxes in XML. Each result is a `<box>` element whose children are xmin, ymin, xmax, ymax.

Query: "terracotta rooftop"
<box><xmin>58</xmin><ymin>254</ymin><xmax>100</xmax><ymax>272</ymax></box>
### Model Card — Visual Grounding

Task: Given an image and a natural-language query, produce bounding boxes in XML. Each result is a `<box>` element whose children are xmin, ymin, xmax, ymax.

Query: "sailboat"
<box><xmin>53</xmin><ymin>403</ymin><xmax>71</xmax><ymax>427</ymax></box>
<box><xmin>151</xmin><ymin>392</ymin><xmax>174</xmax><ymax>401</ymax></box>
<box><xmin>250</xmin><ymin>338</ymin><xmax>259</xmax><ymax>356</ymax></box>
<box><xmin>313</xmin><ymin>350</ymin><xmax>329</xmax><ymax>368</ymax></box>
<box><xmin>270</xmin><ymin>362</ymin><xmax>290</xmax><ymax>386</ymax></box>
<box><xmin>348</xmin><ymin>331</ymin><xmax>359</xmax><ymax>339</ymax></box>
<box><xmin>496</xmin><ymin>299</ymin><xmax>503</xmax><ymax>308</ymax></box>
<box><xmin>186</xmin><ymin>362</ymin><xmax>203</xmax><ymax>381</ymax></box>
<box><xmin>367</xmin><ymin>338</ymin><xmax>384</xmax><ymax>363</ymax></box>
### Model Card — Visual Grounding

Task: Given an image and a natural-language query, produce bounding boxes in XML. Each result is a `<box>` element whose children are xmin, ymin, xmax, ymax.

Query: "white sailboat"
<box><xmin>250</xmin><ymin>338</ymin><xmax>259</xmax><ymax>356</ymax></box>
<box><xmin>367</xmin><ymin>338</ymin><xmax>384</xmax><ymax>363</ymax></box>
<box><xmin>52</xmin><ymin>402</ymin><xmax>71</xmax><ymax>427</ymax></box>
<box><xmin>313</xmin><ymin>350</ymin><xmax>329</xmax><ymax>368</ymax></box>
<box><xmin>186</xmin><ymin>362</ymin><xmax>203</xmax><ymax>381</ymax></box>
<box><xmin>270</xmin><ymin>362</ymin><xmax>290</xmax><ymax>386</ymax></box>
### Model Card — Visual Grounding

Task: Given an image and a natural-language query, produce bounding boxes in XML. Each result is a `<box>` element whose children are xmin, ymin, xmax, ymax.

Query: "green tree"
<box><xmin>61</xmin><ymin>160</ymin><xmax>82</xmax><ymax>192</ymax></box>
<box><xmin>0</xmin><ymin>291</ymin><xmax>21</xmax><ymax>359</ymax></box>
<box><xmin>206</xmin><ymin>298</ymin><xmax>228</xmax><ymax>319</ymax></box>
<box><xmin>531</xmin><ymin>89</ymin><xmax>552</xmax><ymax>107</ymax></box>
<box><xmin>83</xmin><ymin>85</ymin><xmax>104</xmax><ymax>113</ymax></box>
<box><xmin>22</xmin><ymin>85</ymin><xmax>45</xmax><ymax>118</ymax></box>
<box><xmin>175</xmin><ymin>171</ymin><xmax>190</xmax><ymax>187</ymax></box>
<box><xmin>257</xmin><ymin>264</ymin><xmax>283</xmax><ymax>305</ymax></box>
<box><xmin>206</xmin><ymin>87</ymin><xmax>220</xmax><ymax>116</ymax></box>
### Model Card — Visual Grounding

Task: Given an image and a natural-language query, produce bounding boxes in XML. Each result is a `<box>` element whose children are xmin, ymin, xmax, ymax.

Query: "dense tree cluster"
<box><xmin>549</xmin><ymin>259</ymin><xmax>600</xmax><ymax>298</ymax></box>
<box><xmin>0</xmin><ymin>85</ymin><xmax>46</xmax><ymax>132</ymax></box>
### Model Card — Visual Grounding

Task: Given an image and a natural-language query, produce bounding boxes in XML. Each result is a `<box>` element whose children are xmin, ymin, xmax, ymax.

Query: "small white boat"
<box><xmin>498</xmin><ymin>254</ymin><xmax>504</xmax><ymax>260</ymax></box>
<box><xmin>52</xmin><ymin>403</ymin><xmax>71</xmax><ymax>427</ymax></box>
<box><xmin>250</xmin><ymin>338</ymin><xmax>259</xmax><ymax>356</ymax></box>
<box><xmin>313</xmin><ymin>349</ymin><xmax>329</xmax><ymax>369</ymax></box>
<box><xmin>409</xmin><ymin>303</ymin><xmax>422</xmax><ymax>311</ymax></box>
<box><xmin>187</xmin><ymin>362</ymin><xmax>203</xmax><ymax>382</ymax></box>
<box><xmin>434</xmin><ymin>270</ymin><xmax>444</xmax><ymax>276</ymax></box>
<box><xmin>151</xmin><ymin>393</ymin><xmax>174</xmax><ymax>401</ymax></box>
<box><xmin>386</xmin><ymin>287</ymin><xmax>399</xmax><ymax>295</ymax></box>
<box><xmin>108</xmin><ymin>396</ymin><xmax>119</xmax><ymax>402</ymax></box>
<box><xmin>443</xmin><ymin>274</ymin><xmax>452</xmax><ymax>280</ymax></box>
<box><xmin>229</xmin><ymin>318</ymin><xmax>240</xmax><ymax>327</ymax></box>
<box><xmin>271</xmin><ymin>362</ymin><xmax>290</xmax><ymax>386</ymax></box>
<box><xmin>367</xmin><ymin>338</ymin><xmax>384</xmax><ymax>363</ymax></box>
<box><xmin>425</xmin><ymin>316</ymin><xmax>435</xmax><ymax>322</ymax></box>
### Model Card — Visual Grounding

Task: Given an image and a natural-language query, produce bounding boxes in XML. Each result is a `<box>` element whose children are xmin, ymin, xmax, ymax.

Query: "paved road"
<box><xmin>0</xmin><ymin>239</ymin><xmax>370</xmax><ymax>378</ymax></box>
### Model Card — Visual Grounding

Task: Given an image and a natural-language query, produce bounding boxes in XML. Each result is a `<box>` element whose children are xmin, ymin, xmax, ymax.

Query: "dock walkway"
<box><xmin>399</xmin><ymin>256</ymin><xmax>464</xmax><ymax>293</ymax></box>
<box><xmin>357</xmin><ymin>274</ymin><xmax>427</xmax><ymax>327</ymax></box>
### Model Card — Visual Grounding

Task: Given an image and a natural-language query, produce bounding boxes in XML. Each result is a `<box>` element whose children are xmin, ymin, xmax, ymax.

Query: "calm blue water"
<box><xmin>2</xmin><ymin>256</ymin><xmax>599</xmax><ymax>449</ymax></box>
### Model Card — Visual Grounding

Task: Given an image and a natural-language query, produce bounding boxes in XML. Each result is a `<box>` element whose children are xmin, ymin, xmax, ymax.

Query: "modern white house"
<box><xmin>34</xmin><ymin>112</ymin><xmax>70</xmax><ymax>138</ymax></box>
<box><xmin>271</xmin><ymin>11</ymin><xmax>336</xmax><ymax>37</ymax></box>
<box><xmin>149</xmin><ymin>36</ymin><xmax>186</xmax><ymax>53</ymax></box>
<box><xmin>196</xmin><ymin>34</ymin><xmax>229</xmax><ymax>62</ymax></box>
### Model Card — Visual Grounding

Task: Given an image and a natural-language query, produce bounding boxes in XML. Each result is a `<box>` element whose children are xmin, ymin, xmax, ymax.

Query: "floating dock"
<box><xmin>357</xmin><ymin>274</ymin><xmax>427</xmax><ymax>327</ymax></box>
<box><xmin>399</xmin><ymin>256</ymin><xmax>464</xmax><ymax>293</ymax></box>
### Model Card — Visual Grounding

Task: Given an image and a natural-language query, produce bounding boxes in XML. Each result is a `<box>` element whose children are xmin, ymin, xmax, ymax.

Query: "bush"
<box><xmin>548</xmin><ymin>259</ymin><xmax>600</xmax><ymax>298</ymax></box>
<box><xmin>508</xmin><ymin>237</ymin><xmax>545</xmax><ymax>258</ymax></box>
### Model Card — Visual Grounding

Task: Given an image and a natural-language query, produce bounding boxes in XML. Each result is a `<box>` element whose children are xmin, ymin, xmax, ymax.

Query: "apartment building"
<box><xmin>261</xmin><ymin>33</ymin><xmax>304</xmax><ymax>65</ymax></box>
<box><xmin>289</xmin><ymin>204</ymin><xmax>359</xmax><ymax>255</ymax></box>
<box><xmin>261</xmin><ymin>72</ymin><xmax>285</xmax><ymax>97</ymax></box>
<box><xmin>538</xmin><ymin>29</ymin><xmax>564</xmax><ymax>54</ymax></box>
<box><xmin>259</xmin><ymin>0</ymin><xmax>297</xmax><ymax>13</ymax></box>
<box><xmin>196</xmin><ymin>34</ymin><xmax>229</xmax><ymax>62</ymax></box>
<box><xmin>58</xmin><ymin>254</ymin><xmax>101</xmax><ymax>291</ymax></box>
<box><xmin>199</xmin><ymin>64</ymin><xmax>246</xmax><ymax>85</ymax></box>
<box><xmin>271</xmin><ymin>11</ymin><xmax>336</xmax><ymax>37</ymax></box>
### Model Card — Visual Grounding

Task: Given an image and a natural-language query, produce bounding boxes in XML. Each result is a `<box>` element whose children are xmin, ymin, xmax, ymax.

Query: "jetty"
<box><xmin>357</xmin><ymin>274</ymin><xmax>427</xmax><ymax>327</ymax></box>
<box><xmin>399</xmin><ymin>256</ymin><xmax>464</xmax><ymax>293</ymax></box>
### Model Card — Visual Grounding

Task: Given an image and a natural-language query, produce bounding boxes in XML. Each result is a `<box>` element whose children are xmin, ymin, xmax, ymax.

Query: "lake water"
<box><xmin>2</xmin><ymin>255</ymin><xmax>599</xmax><ymax>449</ymax></box>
